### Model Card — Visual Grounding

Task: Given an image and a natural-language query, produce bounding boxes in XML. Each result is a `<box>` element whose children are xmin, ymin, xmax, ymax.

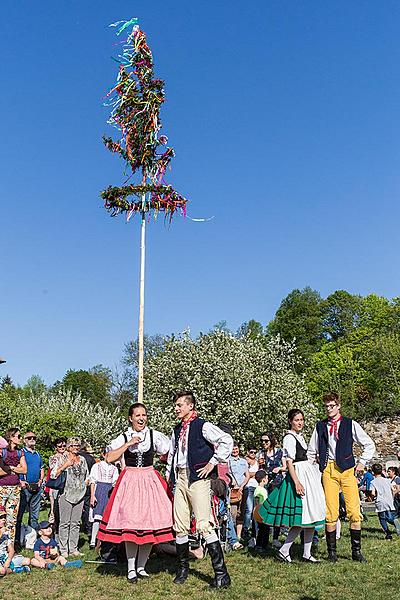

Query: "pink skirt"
<box><xmin>98</xmin><ymin>466</ymin><xmax>174</xmax><ymax>545</ymax></box>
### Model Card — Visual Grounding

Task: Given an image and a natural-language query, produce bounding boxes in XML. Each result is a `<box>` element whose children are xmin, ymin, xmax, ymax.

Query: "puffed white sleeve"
<box><xmin>202</xmin><ymin>423</ymin><xmax>234</xmax><ymax>465</ymax></box>
<box><xmin>307</xmin><ymin>427</ymin><xmax>319</xmax><ymax>462</ymax></box>
<box><xmin>89</xmin><ymin>463</ymin><xmax>99</xmax><ymax>485</ymax></box>
<box><xmin>112</xmin><ymin>465</ymin><xmax>119</xmax><ymax>485</ymax></box>
<box><xmin>283</xmin><ymin>434</ymin><xmax>296</xmax><ymax>461</ymax></box>
<box><xmin>153</xmin><ymin>430</ymin><xmax>171</xmax><ymax>456</ymax></box>
<box><xmin>108</xmin><ymin>433</ymin><xmax>126</xmax><ymax>452</ymax></box>
<box><xmin>352</xmin><ymin>421</ymin><xmax>376</xmax><ymax>465</ymax></box>
<box><xmin>165</xmin><ymin>432</ymin><xmax>176</xmax><ymax>481</ymax></box>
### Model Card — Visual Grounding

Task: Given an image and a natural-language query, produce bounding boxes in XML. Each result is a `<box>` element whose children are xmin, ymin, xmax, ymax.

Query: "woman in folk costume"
<box><xmin>97</xmin><ymin>403</ymin><xmax>173</xmax><ymax>584</ymax></box>
<box><xmin>256</xmin><ymin>409</ymin><xmax>325</xmax><ymax>563</ymax></box>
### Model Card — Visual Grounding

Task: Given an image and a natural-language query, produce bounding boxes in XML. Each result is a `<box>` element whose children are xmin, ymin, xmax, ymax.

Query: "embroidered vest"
<box><xmin>123</xmin><ymin>429</ymin><xmax>154</xmax><ymax>467</ymax></box>
<box><xmin>316</xmin><ymin>416</ymin><xmax>355</xmax><ymax>472</ymax></box>
<box><xmin>172</xmin><ymin>417</ymin><xmax>216</xmax><ymax>484</ymax></box>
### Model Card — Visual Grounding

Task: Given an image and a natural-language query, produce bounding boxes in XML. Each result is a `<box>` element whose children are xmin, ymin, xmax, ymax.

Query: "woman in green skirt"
<box><xmin>257</xmin><ymin>409</ymin><xmax>325</xmax><ymax>562</ymax></box>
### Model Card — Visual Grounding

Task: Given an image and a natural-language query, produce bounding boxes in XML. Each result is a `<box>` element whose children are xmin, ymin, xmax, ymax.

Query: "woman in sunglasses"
<box><xmin>47</xmin><ymin>438</ymin><xmax>68</xmax><ymax>530</ymax></box>
<box><xmin>50</xmin><ymin>437</ymin><xmax>89</xmax><ymax>558</ymax></box>
<box><xmin>257</xmin><ymin>433</ymin><xmax>285</xmax><ymax>548</ymax></box>
<box><xmin>238</xmin><ymin>445</ymin><xmax>259</xmax><ymax>541</ymax></box>
<box><xmin>0</xmin><ymin>429</ymin><xmax>27</xmax><ymax>543</ymax></box>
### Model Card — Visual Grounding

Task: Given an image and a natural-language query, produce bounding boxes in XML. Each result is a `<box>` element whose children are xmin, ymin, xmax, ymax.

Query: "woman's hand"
<box><xmin>295</xmin><ymin>481</ymin><xmax>305</xmax><ymax>496</ymax></box>
<box><xmin>272</xmin><ymin>467</ymin><xmax>280</xmax><ymax>474</ymax></box>
<box><xmin>127</xmin><ymin>436</ymin><xmax>141</xmax><ymax>447</ymax></box>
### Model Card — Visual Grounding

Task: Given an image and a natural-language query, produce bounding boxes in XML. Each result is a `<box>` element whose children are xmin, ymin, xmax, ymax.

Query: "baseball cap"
<box><xmin>37</xmin><ymin>520</ymin><xmax>51</xmax><ymax>531</ymax></box>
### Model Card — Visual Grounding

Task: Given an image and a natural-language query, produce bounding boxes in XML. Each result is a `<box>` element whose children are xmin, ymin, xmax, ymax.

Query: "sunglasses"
<box><xmin>261</xmin><ymin>439</ymin><xmax>270</xmax><ymax>443</ymax></box>
<box><xmin>25</xmin><ymin>436</ymin><xmax>36</xmax><ymax>441</ymax></box>
<box><xmin>248</xmin><ymin>450</ymin><xmax>257</xmax><ymax>454</ymax></box>
<box><xmin>57</xmin><ymin>444</ymin><xmax>66</xmax><ymax>448</ymax></box>
<box><xmin>13</xmin><ymin>434</ymin><xmax>22</xmax><ymax>439</ymax></box>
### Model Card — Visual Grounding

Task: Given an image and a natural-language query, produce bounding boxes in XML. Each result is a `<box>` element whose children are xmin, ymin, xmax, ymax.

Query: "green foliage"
<box><xmin>0</xmin><ymin>388</ymin><xmax>124</xmax><ymax>462</ymax></box>
<box><xmin>236</xmin><ymin>319</ymin><xmax>264</xmax><ymax>339</ymax></box>
<box><xmin>54</xmin><ymin>365</ymin><xmax>114</xmax><ymax>409</ymax></box>
<box><xmin>321</xmin><ymin>290</ymin><xmax>362</xmax><ymax>340</ymax></box>
<box><xmin>143</xmin><ymin>331</ymin><xmax>318</xmax><ymax>447</ymax></box>
<box><xmin>268</xmin><ymin>287</ymin><xmax>324</xmax><ymax>366</ymax></box>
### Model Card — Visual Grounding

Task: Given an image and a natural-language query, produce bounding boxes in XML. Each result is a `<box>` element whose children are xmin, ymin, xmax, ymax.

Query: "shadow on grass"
<box><xmin>95</xmin><ymin>553</ymin><xmax>214</xmax><ymax>585</ymax></box>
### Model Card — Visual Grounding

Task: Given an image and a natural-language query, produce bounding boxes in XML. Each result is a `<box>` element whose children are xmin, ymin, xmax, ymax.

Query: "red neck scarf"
<box><xmin>179</xmin><ymin>410</ymin><xmax>198</xmax><ymax>452</ymax></box>
<box><xmin>328</xmin><ymin>416</ymin><xmax>342</xmax><ymax>440</ymax></box>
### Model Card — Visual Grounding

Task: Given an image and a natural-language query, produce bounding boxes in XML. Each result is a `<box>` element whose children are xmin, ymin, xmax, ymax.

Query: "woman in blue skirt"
<box><xmin>257</xmin><ymin>409</ymin><xmax>325</xmax><ymax>562</ymax></box>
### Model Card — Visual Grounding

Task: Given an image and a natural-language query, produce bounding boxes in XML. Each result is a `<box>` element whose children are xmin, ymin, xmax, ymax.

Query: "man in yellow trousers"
<box><xmin>308</xmin><ymin>392</ymin><xmax>375</xmax><ymax>562</ymax></box>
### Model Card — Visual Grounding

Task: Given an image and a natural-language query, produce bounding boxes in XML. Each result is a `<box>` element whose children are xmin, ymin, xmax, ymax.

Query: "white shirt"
<box><xmin>166</xmin><ymin>421</ymin><xmax>233</xmax><ymax>477</ymax></box>
<box><xmin>109</xmin><ymin>427</ymin><xmax>170</xmax><ymax>457</ymax></box>
<box><xmin>283</xmin><ymin>431</ymin><xmax>307</xmax><ymax>461</ymax></box>
<box><xmin>89</xmin><ymin>460</ymin><xmax>119</xmax><ymax>486</ymax></box>
<box><xmin>307</xmin><ymin>419</ymin><xmax>375</xmax><ymax>466</ymax></box>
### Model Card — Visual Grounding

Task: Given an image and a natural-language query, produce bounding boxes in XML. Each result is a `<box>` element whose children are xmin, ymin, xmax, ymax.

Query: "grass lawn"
<box><xmin>7</xmin><ymin>515</ymin><xmax>399</xmax><ymax>600</ymax></box>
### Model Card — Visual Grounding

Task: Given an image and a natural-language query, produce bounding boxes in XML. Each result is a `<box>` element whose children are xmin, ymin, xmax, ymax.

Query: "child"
<box><xmin>253</xmin><ymin>470</ymin><xmax>269</xmax><ymax>553</ymax></box>
<box><xmin>0</xmin><ymin>506</ymin><xmax>30</xmax><ymax>575</ymax></box>
<box><xmin>89</xmin><ymin>450</ymin><xmax>118</xmax><ymax>549</ymax></box>
<box><xmin>31</xmin><ymin>521</ymin><xmax>82</xmax><ymax>569</ymax></box>
<box><xmin>370</xmin><ymin>464</ymin><xmax>400</xmax><ymax>540</ymax></box>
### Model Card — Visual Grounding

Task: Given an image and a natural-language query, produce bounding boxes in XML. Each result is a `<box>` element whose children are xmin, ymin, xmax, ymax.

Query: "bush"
<box><xmin>144</xmin><ymin>331</ymin><xmax>318</xmax><ymax>447</ymax></box>
<box><xmin>0</xmin><ymin>389</ymin><xmax>125</xmax><ymax>463</ymax></box>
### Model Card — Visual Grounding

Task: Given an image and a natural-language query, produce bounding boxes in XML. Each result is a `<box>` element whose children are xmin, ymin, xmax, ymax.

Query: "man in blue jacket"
<box><xmin>15</xmin><ymin>431</ymin><xmax>44</xmax><ymax>546</ymax></box>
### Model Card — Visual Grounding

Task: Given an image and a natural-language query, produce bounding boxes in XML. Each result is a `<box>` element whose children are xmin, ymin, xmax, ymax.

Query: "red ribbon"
<box><xmin>328</xmin><ymin>416</ymin><xmax>342</xmax><ymax>440</ymax></box>
<box><xmin>179</xmin><ymin>410</ymin><xmax>198</xmax><ymax>452</ymax></box>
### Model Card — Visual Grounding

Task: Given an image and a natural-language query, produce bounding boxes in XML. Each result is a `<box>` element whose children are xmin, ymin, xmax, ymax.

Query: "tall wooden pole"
<box><xmin>137</xmin><ymin>205</ymin><xmax>146</xmax><ymax>403</ymax></box>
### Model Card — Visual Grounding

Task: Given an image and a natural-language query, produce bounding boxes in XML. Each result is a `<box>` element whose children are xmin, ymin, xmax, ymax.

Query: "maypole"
<box><xmin>101</xmin><ymin>19</ymin><xmax>188</xmax><ymax>402</ymax></box>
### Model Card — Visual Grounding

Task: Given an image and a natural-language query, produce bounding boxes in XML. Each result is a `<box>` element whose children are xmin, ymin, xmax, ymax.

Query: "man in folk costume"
<box><xmin>167</xmin><ymin>391</ymin><xmax>233</xmax><ymax>589</ymax></box>
<box><xmin>308</xmin><ymin>392</ymin><xmax>375</xmax><ymax>563</ymax></box>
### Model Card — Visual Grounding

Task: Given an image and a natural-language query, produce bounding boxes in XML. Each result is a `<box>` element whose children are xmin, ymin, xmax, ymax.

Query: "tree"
<box><xmin>55</xmin><ymin>365</ymin><xmax>113</xmax><ymax>409</ymax></box>
<box><xmin>24</xmin><ymin>375</ymin><xmax>47</xmax><ymax>396</ymax></box>
<box><xmin>143</xmin><ymin>331</ymin><xmax>318</xmax><ymax>447</ymax></box>
<box><xmin>268</xmin><ymin>287</ymin><xmax>324</xmax><ymax>366</ymax></box>
<box><xmin>121</xmin><ymin>334</ymin><xmax>166</xmax><ymax>401</ymax></box>
<box><xmin>237</xmin><ymin>320</ymin><xmax>264</xmax><ymax>339</ymax></box>
<box><xmin>322</xmin><ymin>290</ymin><xmax>362</xmax><ymax>340</ymax></box>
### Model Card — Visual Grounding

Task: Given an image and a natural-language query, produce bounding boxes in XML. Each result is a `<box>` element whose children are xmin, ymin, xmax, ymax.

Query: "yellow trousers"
<box><xmin>173</xmin><ymin>468</ymin><xmax>214</xmax><ymax>538</ymax></box>
<box><xmin>322</xmin><ymin>461</ymin><xmax>361</xmax><ymax>524</ymax></box>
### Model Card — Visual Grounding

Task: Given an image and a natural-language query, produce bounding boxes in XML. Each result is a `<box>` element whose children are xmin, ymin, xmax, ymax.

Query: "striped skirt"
<box><xmin>97</xmin><ymin>466</ymin><xmax>174</xmax><ymax>545</ymax></box>
<box><xmin>257</xmin><ymin>461</ymin><xmax>325</xmax><ymax>529</ymax></box>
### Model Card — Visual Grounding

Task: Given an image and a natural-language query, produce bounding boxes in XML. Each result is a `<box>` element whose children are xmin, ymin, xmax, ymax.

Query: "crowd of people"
<box><xmin>0</xmin><ymin>390</ymin><xmax>399</xmax><ymax>588</ymax></box>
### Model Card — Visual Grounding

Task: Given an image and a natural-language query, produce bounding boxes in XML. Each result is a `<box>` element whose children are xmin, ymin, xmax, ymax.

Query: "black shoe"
<box><xmin>276</xmin><ymin>551</ymin><xmax>292</xmax><ymax>563</ymax></box>
<box><xmin>207</xmin><ymin>540</ymin><xmax>231</xmax><ymax>589</ymax></box>
<box><xmin>350</xmin><ymin>529</ymin><xmax>367</xmax><ymax>563</ymax></box>
<box><xmin>173</xmin><ymin>542</ymin><xmax>189</xmax><ymax>584</ymax></box>
<box><xmin>385</xmin><ymin>533</ymin><xmax>393</xmax><ymax>541</ymax></box>
<box><xmin>325</xmin><ymin>529</ymin><xmax>338</xmax><ymax>563</ymax></box>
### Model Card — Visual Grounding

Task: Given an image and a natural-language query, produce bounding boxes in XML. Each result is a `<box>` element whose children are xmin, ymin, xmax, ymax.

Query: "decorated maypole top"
<box><xmin>102</xmin><ymin>18</ymin><xmax>188</xmax><ymax>220</ymax></box>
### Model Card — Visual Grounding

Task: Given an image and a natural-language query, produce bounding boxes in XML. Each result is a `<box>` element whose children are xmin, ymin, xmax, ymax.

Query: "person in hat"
<box><xmin>166</xmin><ymin>391</ymin><xmax>233</xmax><ymax>589</ymax></box>
<box><xmin>0</xmin><ymin>506</ymin><xmax>30</xmax><ymax>575</ymax></box>
<box><xmin>31</xmin><ymin>521</ymin><xmax>82</xmax><ymax>569</ymax></box>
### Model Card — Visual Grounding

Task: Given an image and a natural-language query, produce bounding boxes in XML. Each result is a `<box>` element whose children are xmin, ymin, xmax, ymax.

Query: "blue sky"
<box><xmin>2</xmin><ymin>1</ymin><xmax>400</xmax><ymax>385</ymax></box>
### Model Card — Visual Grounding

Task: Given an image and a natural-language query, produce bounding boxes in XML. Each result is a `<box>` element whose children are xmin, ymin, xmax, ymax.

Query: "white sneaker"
<box><xmin>232</xmin><ymin>542</ymin><xmax>243</xmax><ymax>550</ymax></box>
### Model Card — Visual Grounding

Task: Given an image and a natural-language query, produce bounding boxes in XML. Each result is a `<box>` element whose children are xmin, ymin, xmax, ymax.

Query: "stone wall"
<box><xmin>361</xmin><ymin>417</ymin><xmax>400</xmax><ymax>463</ymax></box>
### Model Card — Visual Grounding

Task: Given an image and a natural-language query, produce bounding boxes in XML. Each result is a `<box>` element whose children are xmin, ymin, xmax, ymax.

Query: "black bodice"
<box><xmin>288</xmin><ymin>434</ymin><xmax>308</xmax><ymax>463</ymax></box>
<box><xmin>123</xmin><ymin>429</ymin><xmax>154</xmax><ymax>467</ymax></box>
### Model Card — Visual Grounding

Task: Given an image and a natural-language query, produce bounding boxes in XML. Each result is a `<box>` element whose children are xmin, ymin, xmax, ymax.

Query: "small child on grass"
<box><xmin>253</xmin><ymin>470</ymin><xmax>269</xmax><ymax>553</ymax></box>
<box><xmin>31</xmin><ymin>521</ymin><xmax>82</xmax><ymax>569</ymax></box>
<box><xmin>0</xmin><ymin>506</ymin><xmax>30</xmax><ymax>576</ymax></box>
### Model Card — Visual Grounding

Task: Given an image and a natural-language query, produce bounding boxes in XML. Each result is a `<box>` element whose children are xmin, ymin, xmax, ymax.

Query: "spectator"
<box><xmin>50</xmin><ymin>437</ymin><xmax>89</xmax><ymax>558</ymax></box>
<box><xmin>387</xmin><ymin>466</ymin><xmax>400</xmax><ymax>517</ymax></box>
<box><xmin>88</xmin><ymin>449</ymin><xmax>118</xmax><ymax>549</ymax></box>
<box><xmin>253</xmin><ymin>469</ymin><xmax>268</xmax><ymax>554</ymax></box>
<box><xmin>370</xmin><ymin>463</ymin><xmax>400</xmax><ymax>540</ymax></box>
<box><xmin>238</xmin><ymin>445</ymin><xmax>259</xmax><ymax>542</ymax></box>
<box><xmin>15</xmin><ymin>431</ymin><xmax>44</xmax><ymax>546</ymax></box>
<box><xmin>258</xmin><ymin>432</ymin><xmax>285</xmax><ymax>547</ymax></box>
<box><xmin>0</xmin><ymin>506</ymin><xmax>30</xmax><ymax>575</ymax></box>
<box><xmin>228</xmin><ymin>443</ymin><xmax>247</xmax><ymax>541</ymax></box>
<box><xmin>359</xmin><ymin>467</ymin><xmax>374</xmax><ymax>502</ymax></box>
<box><xmin>79</xmin><ymin>442</ymin><xmax>96</xmax><ymax>538</ymax></box>
<box><xmin>0</xmin><ymin>429</ymin><xmax>27</xmax><ymax>542</ymax></box>
<box><xmin>31</xmin><ymin>520</ymin><xmax>83</xmax><ymax>570</ymax></box>
<box><xmin>48</xmin><ymin>438</ymin><xmax>68</xmax><ymax>529</ymax></box>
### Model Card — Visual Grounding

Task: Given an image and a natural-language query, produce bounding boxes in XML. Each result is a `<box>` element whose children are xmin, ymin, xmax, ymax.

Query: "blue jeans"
<box><xmin>243</xmin><ymin>487</ymin><xmax>255</xmax><ymax>532</ymax></box>
<box><xmin>378</xmin><ymin>510</ymin><xmax>397</xmax><ymax>534</ymax></box>
<box><xmin>15</xmin><ymin>485</ymin><xmax>43</xmax><ymax>544</ymax></box>
<box><xmin>226</xmin><ymin>512</ymin><xmax>239</xmax><ymax>545</ymax></box>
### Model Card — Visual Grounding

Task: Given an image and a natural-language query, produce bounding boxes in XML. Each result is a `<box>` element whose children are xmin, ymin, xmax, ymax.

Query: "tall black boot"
<box><xmin>173</xmin><ymin>542</ymin><xmax>189</xmax><ymax>584</ymax></box>
<box><xmin>207</xmin><ymin>540</ymin><xmax>231</xmax><ymax>589</ymax></box>
<box><xmin>325</xmin><ymin>529</ymin><xmax>338</xmax><ymax>563</ymax></box>
<box><xmin>350</xmin><ymin>528</ymin><xmax>367</xmax><ymax>563</ymax></box>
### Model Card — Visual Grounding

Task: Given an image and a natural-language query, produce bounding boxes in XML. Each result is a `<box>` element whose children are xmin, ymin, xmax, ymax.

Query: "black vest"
<box><xmin>172</xmin><ymin>417</ymin><xmax>215</xmax><ymax>484</ymax></box>
<box><xmin>316</xmin><ymin>417</ymin><xmax>355</xmax><ymax>472</ymax></box>
<box><xmin>287</xmin><ymin>434</ymin><xmax>308</xmax><ymax>463</ymax></box>
<box><xmin>123</xmin><ymin>429</ymin><xmax>154</xmax><ymax>467</ymax></box>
